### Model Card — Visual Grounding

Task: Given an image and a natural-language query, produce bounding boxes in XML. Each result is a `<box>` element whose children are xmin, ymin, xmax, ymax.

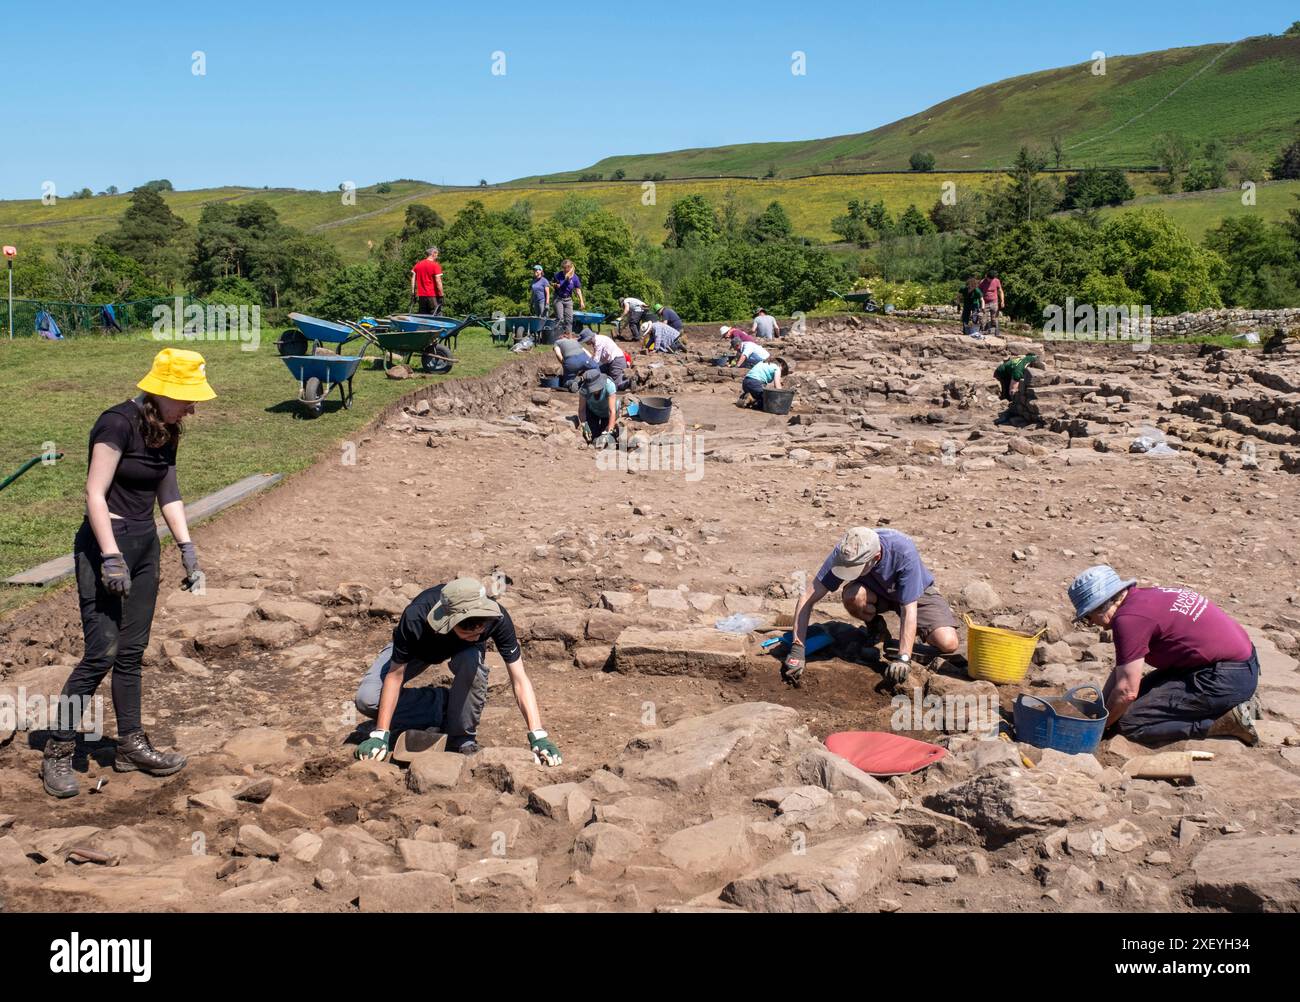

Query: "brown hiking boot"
<box><xmin>114</xmin><ymin>730</ymin><xmax>187</xmax><ymax>776</ymax></box>
<box><xmin>1207</xmin><ymin>701</ymin><xmax>1260</xmax><ymax>746</ymax></box>
<box><xmin>42</xmin><ymin>738</ymin><xmax>80</xmax><ymax>799</ymax></box>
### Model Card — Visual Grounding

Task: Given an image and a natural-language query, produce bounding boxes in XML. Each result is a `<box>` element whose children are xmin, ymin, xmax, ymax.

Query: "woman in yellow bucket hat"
<box><xmin>42</xmin><ymin>348</ymin><xmax>216</xmax><ymax>799</ymax></box>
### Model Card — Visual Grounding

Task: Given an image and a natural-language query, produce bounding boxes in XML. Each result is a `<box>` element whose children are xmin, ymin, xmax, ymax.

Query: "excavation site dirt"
<box><xmin>2</xmin><ymin>315</ymin><xmax>1299</xmax><ymax>913</ymax></box>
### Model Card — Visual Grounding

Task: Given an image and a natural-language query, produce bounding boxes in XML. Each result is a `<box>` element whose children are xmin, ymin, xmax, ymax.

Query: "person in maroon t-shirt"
<box><xmin>1067</xmin><ymin>565</ymin><xmax>1261</xmax><ymax>746</ymax></box>
<box><xmin>410</xmin><ymin>247</ymin><xmax>444</xmax><ymax>315</ymax></box>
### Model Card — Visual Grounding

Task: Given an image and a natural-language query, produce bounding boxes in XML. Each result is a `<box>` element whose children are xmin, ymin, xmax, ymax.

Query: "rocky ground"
<box><xmin>2</xmin><ymin>315</ymin><xmax>1299</xmax><ymax>914</ymax></box>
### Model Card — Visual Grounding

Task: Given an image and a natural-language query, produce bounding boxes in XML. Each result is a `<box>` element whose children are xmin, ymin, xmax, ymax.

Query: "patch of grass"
<box><xmin>0</xmin><ymin>325</ymin><xmax>518</xmax><ymax>586</ymax></box>
<box><xmin>1094</xmin><ymin>179</ymin><xmax>1300</xmax><ymax>240</ymax></box>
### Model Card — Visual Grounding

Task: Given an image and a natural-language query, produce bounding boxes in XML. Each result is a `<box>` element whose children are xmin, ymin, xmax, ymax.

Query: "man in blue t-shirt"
<box><xmin>655</xmin><ymin>303</ymin><xmax>683</xmax><ymax>332</ymax></box>
<box><xmin>784</xmin><ymin>526</ymin><xmax>959</xmax><ymax>686</ymax></box>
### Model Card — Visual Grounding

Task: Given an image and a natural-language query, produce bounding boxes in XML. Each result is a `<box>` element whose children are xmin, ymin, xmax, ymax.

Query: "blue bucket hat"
<box><xmin>1068</xmin><ymin>565</ymin><xmax>1136</xmax><ymax>621</ymax></box>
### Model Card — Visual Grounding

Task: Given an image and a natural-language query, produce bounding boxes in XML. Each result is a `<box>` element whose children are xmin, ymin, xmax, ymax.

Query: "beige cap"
<box><xmin>426</xmin><ymin>578</ymin><xmax>501</xmax><ymax>633</ymax></box>
<box><xmin>829</xmin><ymin>527</ymin><xmax>881</xmax><ymax>581</ymax></box>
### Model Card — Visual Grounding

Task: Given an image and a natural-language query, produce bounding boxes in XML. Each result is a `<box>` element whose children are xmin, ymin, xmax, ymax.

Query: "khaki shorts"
<box><xmin>844</xmin><ymin>583</ymin><xmax>959</xmax><ymax>640</ymax></box>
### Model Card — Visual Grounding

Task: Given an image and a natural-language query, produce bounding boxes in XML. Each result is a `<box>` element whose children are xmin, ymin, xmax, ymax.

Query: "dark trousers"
<box><xmin>585</xmin><ymin>411</ymin><xmax>619</xmax><ymax>441</ymax></box>
<box><xmin>741</xmin><ymin>376</ymin><xmax>767</xmax><ymax>402</ymax></box>
<box><xmin>417</xmin><ymin>296</ymin><xmax>443</xmax><ymax>316</ymax></box>
<box><xmin>1117</xmin><ymin>648</ymin><xmax>1260</xmax><ymax>744</ymax></box>
<box><xmin>355</xmin><ymin>644</ymin><xmax>488</xmax><ymax>747</ymax></box>
<box><xmin>600</xmin><ymin>356</ymin><xmax>630</xmax><ymax>390</ymax></box>
<box><xmin>531</xmin><ymin>296</ymin><xmax>548</xmax><ymax>318</ymax></box>
<box><xmin>54</xmin><ymin>520</ymin><xmax>161</xmax><ymax>740</ymax></box>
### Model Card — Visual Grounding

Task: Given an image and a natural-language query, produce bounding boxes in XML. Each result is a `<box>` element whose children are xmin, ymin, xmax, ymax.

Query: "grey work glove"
<box><xmin>100</xmin><ymin>553</ymin><xmax>130</xmax><ymax>597</ymax></box>
<box><xmin>782</xmin><ymin>641</ymin><xmax>806</xmax><ymax>686</ymax></box>
<box><xmin>885</xmin><ymin>658</ymin><xmax>912</xmax><ymax>684</ymax></box>
<box><xmin>179</xmin><ymin>541</ymin><xmax>202</xmax><ymax>591</ymax></box>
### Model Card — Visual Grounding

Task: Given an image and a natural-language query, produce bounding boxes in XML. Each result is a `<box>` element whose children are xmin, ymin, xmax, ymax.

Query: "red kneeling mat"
<box><xmin>824</xmin><ymin>731</ymin><xmax>947</xmax><ymax>777</ymax></box>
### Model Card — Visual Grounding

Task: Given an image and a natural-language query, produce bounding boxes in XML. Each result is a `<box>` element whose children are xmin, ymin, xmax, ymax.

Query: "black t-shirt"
<box><xmin>88</xmin><ymin>401</ymin><xmax>178</xmax><ymax>530</ymax></box>
<box><xmin>392</xmin><ymin>584</ymin><xmax>522</xmax><ymax>666</ymax></box>
<box><xmin>660</xmin><ymin>307</ymin><xmax>683</xmax><ymax>331</ymax></box>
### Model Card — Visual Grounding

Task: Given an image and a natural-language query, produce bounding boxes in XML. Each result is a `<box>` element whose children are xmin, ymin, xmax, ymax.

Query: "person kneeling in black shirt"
<box><xmin>353</xmin><ymin>577</ymin><xmax>561</xmax><ymax>765</ymax></box>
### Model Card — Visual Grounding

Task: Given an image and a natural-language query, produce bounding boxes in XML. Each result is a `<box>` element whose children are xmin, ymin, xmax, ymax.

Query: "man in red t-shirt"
<box><xmin>410</xmin><ymin>247</ymin><xmax>444</xmax><ymax>315</ymax></box>
<box><xmin>1067</xmin><ymin>565</ymin><xmax>1261</xmax><ymax>745</ymax></box>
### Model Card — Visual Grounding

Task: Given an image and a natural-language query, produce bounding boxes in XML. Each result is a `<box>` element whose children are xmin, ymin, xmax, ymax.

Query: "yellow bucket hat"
<box><xmin>137</xmin><ymin>348</ymin><xmax>216</xmax><ymax>402</ymax></box>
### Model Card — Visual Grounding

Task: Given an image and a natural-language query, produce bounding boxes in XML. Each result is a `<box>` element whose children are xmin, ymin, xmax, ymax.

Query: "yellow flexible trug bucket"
<box><xmin>964</xmin><ymin>614</ymin><xmax>1043</xmax><ymax>684</ymax></box>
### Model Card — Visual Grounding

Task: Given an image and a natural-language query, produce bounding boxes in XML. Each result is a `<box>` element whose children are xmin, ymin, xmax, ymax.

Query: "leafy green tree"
<box><xmin>96</xmin><ymin>186</ymin><xmax>189</xmax><ymax>287</ymax></box>
<box><xmin>612</xmin><ymin>169</ymin><xmax>626</xmax><ymax>180</ymax></box>
<box><xmin>671</xmin><ymin>274</ymin><xmax>751</xmax><ymax>322</ymax></box>
<box><xmin>551</xmin><ymin>194</ymin><xmax>602</xmax><ymax>229</ymax></box>
<box><xmin>895</xmin><ymin>204</ymin><xmax>936</xmax><ymax>236</ymax></box>
<box><xmin>742</xmin><ymin>201</ymin><xmax>793</xmax><ymax>243</ymax></box>
<box><xmin>663</xmin><ymin>194</ymin><xmax>720</xmax><ymax>248</ymax></box>
<box><xmin>1273</xmin><ymin>137</ymin><xmax>1300</xmax><ymax>180</ymax></box>
<box><xmin>1183</xmin><ymin>140</ymin><xmax>1228</xmax><ymax>191</ymax></box>
<box><xmin>1203</xmin><ymin>216</ymin><xmax>1300</xmax><ymax>307</ymax></box>
<box><xmin>1061</xmin><ymin>167</ymin><xmax>1135</xmax><ymax>209</ymax></box>
<box><xmin>400</xmin><ymin>204</ymin><xmax>445</xmax><ymax>240</ymax></box>
<box><xmin>1153</xmin><ymin>133</ymin><xmax>1192</xmax><ymax>193</ymax></box>
<box><xmin>137</xmin><ymin>179</ymin><xmax>174</xmax><ymax>193</ymax></box>
<box><xmin>1091</xmin><ymin>209</ymin><xmax>1225</xmax><ymax>313</ymax></box>
<box><xmin>832</xmin><ymin>199</ymin><xmax>893</xmax><ymax>247</ymax></box>
<box><xmin>909</xmin><ymin>151</ymin><xmax>936</xmax><ymax>172</ymax></box>
<box><xmin>999</xmin><ymin>146</ymin><xmax>1057</xmax><ymax>224</ymax></box>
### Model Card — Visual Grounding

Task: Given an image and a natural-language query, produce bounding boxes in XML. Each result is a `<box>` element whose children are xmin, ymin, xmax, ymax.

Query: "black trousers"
<box><xmin>417</xmin><ymin>295</ymin><xmax>443</xmax><ymax>316</ymax></box>
<box><xmin>54</xmin><ymin>520</ymin><xmax>161</xmax><ymax>740</ymax></box>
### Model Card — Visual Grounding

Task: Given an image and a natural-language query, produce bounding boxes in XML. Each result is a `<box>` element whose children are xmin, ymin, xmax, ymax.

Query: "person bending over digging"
<box><xmin>553</xmin><ymin>330</ymin><xmax>598</xmax><ymax>391</ymax></box>
<box><xmin>353</xmin><ymin>577</ymin><xmax>561</xmax><ymax>764</ymax></box>
<box><xmin>737</xmin><ymin>357</ymin><xmax>788</xmax><ymax>408</ymax></box>
<box><xmin>730</xmin><ymin>335</ymin><xmax>770</xmax><ymax>369</ymax></box>
<box><xmin>1067</xmin><ymin>566</ymin><xmax>1262</xmax><ymax>746</ymax></box>
<box><xmin>994</xmin><ymin>352</ymin><xmax>1038</xmax><ymax>401</ymax></box>
<box><xmin>578</xmin><ymin>329</ymin><xmax>631</xmax><ymax>390</ymax></box>
<box><xmin>784</xmin><ymin>526</ymin><xmax>960</xmax><ymax>688</ymax></box>
<box><xmin>577</xmin><ymin>367</ymin><xmax>620</xmax><ymax>449</ymax></box>
<box><xmin>641</xmin><ymin>319</ymin><xmax>685</xmax><ymax>354</ymax></box>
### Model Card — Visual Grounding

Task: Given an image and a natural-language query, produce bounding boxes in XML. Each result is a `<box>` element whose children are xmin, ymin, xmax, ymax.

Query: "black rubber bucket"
<box><xmin>762</xmin><ymin>388</ymin><xmax>795</xmax><ymax>414</ymax></box>
<box><xmin>536</xmin><ymin>321</ymin><xmax>558</xmax><ymax>346</ymax></box>
<box><xmin>637</xmin><ymin>396</ymin><xmax>673</xmax><ymax>424</ymax></box>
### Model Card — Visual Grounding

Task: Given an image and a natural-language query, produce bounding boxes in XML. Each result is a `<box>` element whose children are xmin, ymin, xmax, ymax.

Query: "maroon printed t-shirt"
<box><xmin>412</xmin><ymin>259</ymin><xmax>443</xmax><ymax>297</ymax></box>
<box><xmin>1112</xmin><ymin>587</ymin><xmax>1252</xmax><ymax>670</ymax></box>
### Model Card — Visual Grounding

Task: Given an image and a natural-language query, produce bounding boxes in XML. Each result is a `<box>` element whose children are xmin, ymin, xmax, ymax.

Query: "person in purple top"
<box><xmin>1068</xmin><ymin>566</ymin><xmax>1261</xmax><ymax>745</ymax></box>
<box><xmin>530</xmin><ymin>265</ymin><xmax>550</xmax><ymax>318</ymax></box>
<box><xmin>551</xmin><ymin>259</ymin><xmax>585</xmax><ymax>336</ymax></box>
<box><xmin>784</xmin><ymin>526</ymin><xmax>959</xmax><ymax>687</ymax></box>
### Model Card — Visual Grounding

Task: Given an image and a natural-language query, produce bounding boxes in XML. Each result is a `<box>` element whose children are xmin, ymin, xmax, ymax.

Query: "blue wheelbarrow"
<box><xmin>280</xmin><ymin>354</ymin><xmax>364</xmax><ymax>416</ymax></box>
<box><xmin>279</xmin><ymin>312</ymin><xmax>368</xmax><ymax>357</ymax></box>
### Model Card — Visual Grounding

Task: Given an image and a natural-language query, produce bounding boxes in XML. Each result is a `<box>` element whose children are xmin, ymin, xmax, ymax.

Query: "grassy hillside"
<box><xmin>1094</xmin><ymin>179</ymin><xmax>1300</xmax><ymax>240</ymax></box>
<box><xmin>521</xmin><ymin>34</ymin><xmax>1300</xmax><ymax>181</ymax></box>
<box><xmin>1</xmin><ymin>173</ymin><xmax>1024</xmax><ymax>261</ymax></box>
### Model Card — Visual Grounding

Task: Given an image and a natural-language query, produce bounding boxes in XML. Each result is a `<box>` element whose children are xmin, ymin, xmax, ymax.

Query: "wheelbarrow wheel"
<box><xmin>277</xmin><ymin>329</ymin><xmax>308</xmax><ymax>357</ymax></box>
<box><xmin>422</xmin><ymin>344</ymin><xmax>453</xmax><ymax>374</ymax></box>
<box><xmin>303</xmin><ymin>376</ymin><xmax>325</xmax><ymax>416</ymax></box>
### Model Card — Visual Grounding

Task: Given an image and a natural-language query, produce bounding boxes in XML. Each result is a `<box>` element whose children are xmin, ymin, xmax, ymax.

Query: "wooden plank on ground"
<box><xmin>3</xmin><ymin>473</ymin><xmax>282</xmax><ymax>587</ymax></box>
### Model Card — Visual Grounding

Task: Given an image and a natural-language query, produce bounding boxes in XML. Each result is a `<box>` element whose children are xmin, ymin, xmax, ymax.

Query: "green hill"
<box><xmin>517</xmin><ymin>34</ymin><xmax>1300</xmax><ymax>181</ymax></box>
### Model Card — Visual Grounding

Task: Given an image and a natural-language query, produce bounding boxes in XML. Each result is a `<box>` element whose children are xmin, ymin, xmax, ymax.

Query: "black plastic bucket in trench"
<box><xmin>635</xmin><ymin>396</ymin><xmax>673</xmax><ymax>424</ymax></box>
<box><xmin>762</xmin><ymin>388</ymin><xmax>795</xmax><ymax>414</ymax></box>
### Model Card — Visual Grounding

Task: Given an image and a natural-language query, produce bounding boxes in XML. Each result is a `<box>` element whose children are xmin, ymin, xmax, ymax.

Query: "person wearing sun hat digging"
<box><xmin>41</xmin><ymin>348</ymin><xmax>215</xmax><ymax>798</ymax></box>
<box><xmin>783</xmin><ymin>527</ymin><xmax>960</xmax><ymax>688</ymax></box>
<box><xmin>353</xmin><ymin>577</ymin><xmax>561</xmax><ymax>765</ymax></box>
<box><xmin>1067</xmin><ymin>566</ymin><xmax>1262</xmax><ymax>746</ymax></box>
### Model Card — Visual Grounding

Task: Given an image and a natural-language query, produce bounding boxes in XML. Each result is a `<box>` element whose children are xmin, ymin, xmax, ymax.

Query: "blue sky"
<box><xmin>1</xmin><ymin>0</ymin><xmax>1294</xmax><ymax>198</ymax></box>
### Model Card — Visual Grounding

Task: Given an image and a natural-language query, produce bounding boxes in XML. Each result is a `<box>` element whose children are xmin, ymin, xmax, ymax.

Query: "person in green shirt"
<box><xmin>994</xmin><ymin>353</ymin><xmax>1038</xmax><ymax>400</ymax></box>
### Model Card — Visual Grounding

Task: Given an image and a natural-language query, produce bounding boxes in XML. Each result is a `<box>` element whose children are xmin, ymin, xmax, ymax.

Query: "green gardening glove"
<box><xmin>355</xmin><ymin>728</ymin><xmax>391</xmax><ymax>761</ymax></box>
<box><xmin>528</xmin><ymin>729</ymin><xmax>562</xmax><ymax>766</ymax></box>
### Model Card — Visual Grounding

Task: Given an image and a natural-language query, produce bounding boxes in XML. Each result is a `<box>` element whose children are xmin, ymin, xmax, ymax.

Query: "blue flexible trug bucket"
<box><xmin>1013</xmin><ymin>685</ymin><xmax>1108</xmax><ymax>755</ymax></box>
